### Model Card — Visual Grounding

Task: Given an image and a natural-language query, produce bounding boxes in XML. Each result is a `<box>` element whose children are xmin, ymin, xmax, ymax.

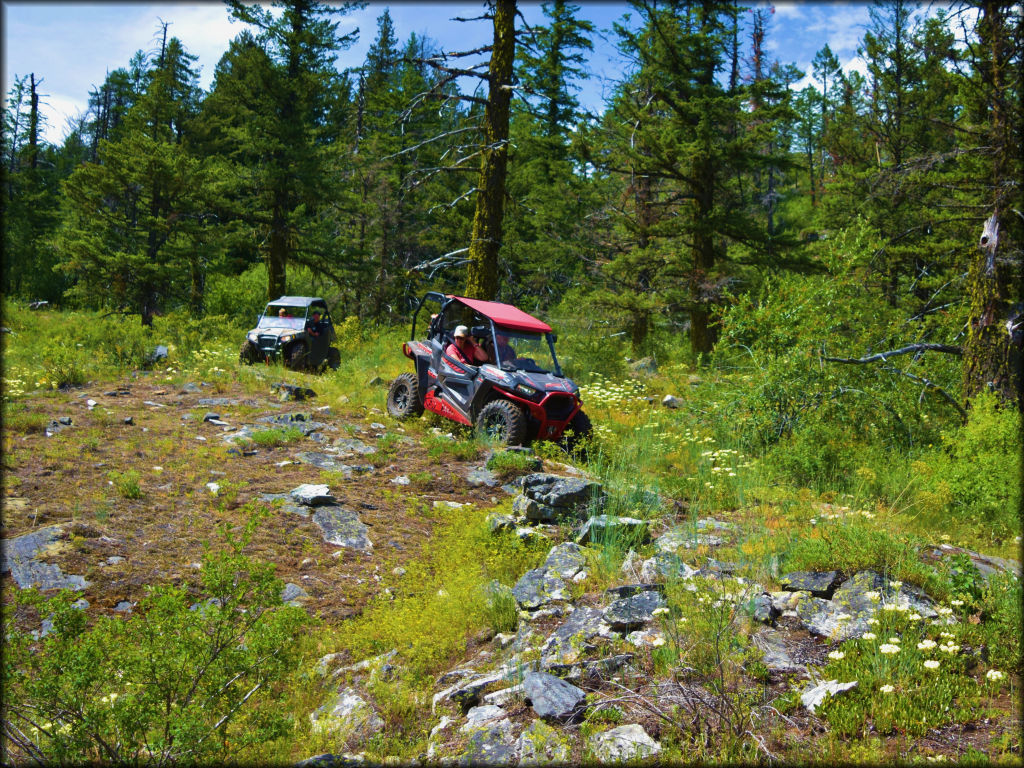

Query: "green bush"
<box><xmin>917</xmin><ymin>393</ymin><xmax>1022</xmax><ymax>540</ymax></box>
<box><xmin>2</xmin><ymin>522</ymin><xmax>310</xmax><ymax>765</ymax></box>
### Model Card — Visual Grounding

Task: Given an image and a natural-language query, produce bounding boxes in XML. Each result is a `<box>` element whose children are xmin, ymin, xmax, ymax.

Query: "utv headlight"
<box><xmin>247</xmin><ymin>332</ymin><xmax>258</xmax><ymax>342</ymax></box>
<box><xmin>280</xmin><ymin>334</ymin><xmax>295</xmax><ymax>343</ymax></box>
<box><xmin>515</xmin><ymin>384</ymin><xmax>538</xmax><ymax>397</ymax></box>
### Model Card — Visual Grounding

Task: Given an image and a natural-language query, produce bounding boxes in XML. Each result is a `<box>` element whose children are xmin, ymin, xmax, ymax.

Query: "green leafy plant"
<box><xmin>2</xmin><ymin>515</ymin><xmax>310</xmax><ymax>765</ymax></box>
<box><xmin>108</xmin><ymin>470</ymin><xmax>142</xmax><ymax>500</ymax></box>
<box><xmin>247</xmin><ymin>426</ymin><xmax>306</xmax><ymax>447</ymax></box>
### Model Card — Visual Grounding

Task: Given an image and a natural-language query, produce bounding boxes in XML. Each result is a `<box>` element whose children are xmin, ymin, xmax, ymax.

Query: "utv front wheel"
<box><xmin>239</xmin><ymin>340</ymin><xmax>260</xmax><ymax>365</ymax></box>
<box><xmin>476</xmin><ymin>399</ymin><xmax>527</xmax><ymax>446</ymax></box>
<box><xmin>287</xmin><ymin>343</ymin><xmax>307</xmax><ymax>371</ymax></box>
<box><xmin>387</xmin><ymin>373</ymin><xmax>423</xmax><ymax>419</ymax></box>
<box><xmin>560</xmin><ymin>409</ymin><xmax>593</xmax><ymax>455</ymax></box>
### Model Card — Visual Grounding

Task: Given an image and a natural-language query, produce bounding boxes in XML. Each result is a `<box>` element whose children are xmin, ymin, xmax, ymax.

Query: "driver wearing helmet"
<box><xmin>446</xmin><ymin>325</ymin><xmax>487</xmax><ymax>366</ymax></box>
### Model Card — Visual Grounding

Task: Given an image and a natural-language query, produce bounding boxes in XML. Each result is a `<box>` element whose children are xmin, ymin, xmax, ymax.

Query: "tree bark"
<box><xmin>963</xmin><ymin>214</ymin><xmax>1021</xmax><ymax>408</ymax></box>
<box><xmin>465</xmin><ymin>0</ymin><xmax>515</xmax><ymax>300</ymax></box>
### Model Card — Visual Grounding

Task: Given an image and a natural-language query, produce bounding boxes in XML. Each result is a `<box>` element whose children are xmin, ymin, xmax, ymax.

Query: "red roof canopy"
<box><xmin>450</xmin><ymin>296</ymin><xmax>552</xmax><ymax>333</ymax></box>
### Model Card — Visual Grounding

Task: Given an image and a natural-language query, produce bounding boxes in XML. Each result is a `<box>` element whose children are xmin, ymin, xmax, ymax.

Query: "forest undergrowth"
<box><xmin>1</xmin><ymin>295</ymin><xmax>1020</xmax><ymax>764</ymax></box>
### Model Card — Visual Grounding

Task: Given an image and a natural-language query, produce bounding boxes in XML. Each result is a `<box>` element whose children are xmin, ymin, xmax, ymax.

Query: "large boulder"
<box><xmin>780</xmin><ymin>570</ymin><xmax>844</xmax><ymax>598</ymax></box>
<box><xmin>523</xmin><ymin>671</ymin><xmax>586</xmax><ymax>723</ymax></box>
<box><xmin>312</xmin><ymin>507</ymin><xmax>373</xmax><ymax>551</ymax></box>
<box><xmin>520</xmin><ymin>473</ymin><xmax>605</xmax><ymax>518</ymax></box>
<box><xmin>603</xmin><ymin>589</ymin><xmax>666</xmax><ymax>631</ymax></box>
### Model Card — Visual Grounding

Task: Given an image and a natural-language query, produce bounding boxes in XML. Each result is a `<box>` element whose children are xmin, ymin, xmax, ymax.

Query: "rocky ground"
<box><xmin>2</xmin><ymin>377</ymin><xmax>1020</xmax><ymax>764</ymax></box>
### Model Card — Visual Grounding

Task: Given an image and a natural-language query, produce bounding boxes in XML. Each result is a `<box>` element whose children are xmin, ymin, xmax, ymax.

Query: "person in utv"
<box><xmin>305</xmin><ymin>310</ymin><xmax>326</xmax><ymax>337</ymax></box>
<box><xmin>446</xmin><ymin>325</ymin><xmax>488</xmax><ymax>366</ymax></box>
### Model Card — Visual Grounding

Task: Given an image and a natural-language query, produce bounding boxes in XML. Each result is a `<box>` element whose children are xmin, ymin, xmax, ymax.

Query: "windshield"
<box><xmin>257</xmin><ymin>312</ymin><xmax>305</xmax><ymax>330</ymax></box>
<box><xmin>493</xmin><ymin>331</ymin><xmax>558</xmax><ymax>374</ymax></box>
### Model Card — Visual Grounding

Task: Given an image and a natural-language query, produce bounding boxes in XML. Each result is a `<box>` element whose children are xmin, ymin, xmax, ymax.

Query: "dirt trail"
<box><xmin>2</xmin><ymin>378</ymin><xmax>501</xmax><ymax>625</ymax></box>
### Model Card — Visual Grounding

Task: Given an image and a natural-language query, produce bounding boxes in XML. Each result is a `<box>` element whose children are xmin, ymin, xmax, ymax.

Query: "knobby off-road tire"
<box><xmin>476</xmin><ymin>399</ymin><xmax>527</xmax><ymax>446</ymax></box>
<box><xmin>287</xmin><ymin>343</ymin><xmax>307</xmax><ymax>371</ymax></box>
<box><xmin>239</xmin><ymin>340</ymin><xmax>260</xmax><ymax>365</ymax></box>
<box><xmin>327</xmin><ymin>347</ymin><xmax>341</xmax><ymax>371</ymax></box>
<box><xmin>387</xmin><ymin>373</ymin><xmax>423</xmax><ymax>419</ymax></box>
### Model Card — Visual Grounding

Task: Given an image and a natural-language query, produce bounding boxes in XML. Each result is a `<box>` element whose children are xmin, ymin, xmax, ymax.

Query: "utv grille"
<box><xmin>258</xmin><ymin>335</ymin><xmax>279</xmax><ymax>352</ymax></box>
<box><xmin>543</xmin><ymin>394</ymin><xmax>576</xmax><ymax>420</ymax></box>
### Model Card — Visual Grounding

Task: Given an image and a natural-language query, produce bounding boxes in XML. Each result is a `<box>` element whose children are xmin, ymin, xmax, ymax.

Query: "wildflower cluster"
<box><xmin>580</xmin><ymin>374</ymin><xmax>649</xmax><ymax>412</ymax></box>
<box><xmin>815</xmin><ymin>601</ymin><xmax>986</xmax><ymax>738</ymax></box>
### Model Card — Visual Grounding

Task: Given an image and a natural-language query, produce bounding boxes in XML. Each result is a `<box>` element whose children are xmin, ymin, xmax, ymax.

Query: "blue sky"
<box><xmin>3</xmin><ymin>1</ymin><xmax>880</xmax><ymax>144</ymax></box>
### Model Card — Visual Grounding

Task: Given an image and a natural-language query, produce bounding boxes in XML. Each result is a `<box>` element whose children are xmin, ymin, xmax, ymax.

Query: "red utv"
<box><xmin>386</xmin><ymin>292</ymin><xmax>591</xmax><ymax>447</ymax></box>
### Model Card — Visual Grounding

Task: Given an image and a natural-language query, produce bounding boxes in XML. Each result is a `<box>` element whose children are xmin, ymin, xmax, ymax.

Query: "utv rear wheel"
<box><xmin>327</xmin><ymin>347</ymin><xmax>341</xmax><ymax>371</ymax></box>
<box><xmin>239</xmin><ymin>340</ymin><xmax>260</xmax><ymax>365</ymax></box>
<box><xmin>387</xmin><ymin>373</ymin><xmax>423</xmax><ymax>419</ymax></box>
<box><xmin>287</xmin><ymin>343</ymin><xmax>307</xmax><ymax>371</ymax></box>
<box><xmin>476</xmin><ymin>399</ymin><xmax>527</xmax><ymax>446</ymax></box>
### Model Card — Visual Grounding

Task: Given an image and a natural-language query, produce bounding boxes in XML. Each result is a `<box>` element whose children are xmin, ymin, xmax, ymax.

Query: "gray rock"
<box><xmin>202</xmin><ymin>412</ymin><xmax>221</xmax><ymax>422</ymax></box>
<box><xmin>576</xmin><ymin>515</ymin><xmax>649</xmax><ymax>546</ymax></box>
<box><xmin>547</xmin><ymin>654</ymin><xmax>635</xmax><ymax>683</ymax></box>
<box><xmin>391</xmin><ymin>475</ymin><xmax>411</xmax><ymax>486</ymax></box>
<box><xmin>656</xmin><ymin>526</ymin><xmax>724</xmax><ymax>552</ymax></box>
<box><xmin>334</xmin><ymin>438</ymin><xmax>376</xmax><ymax>455</ymax></box>
<box><xmin>661</xmin><ymin>394</ymin><xmax>681</xmax><ymax>409</ymax></box>
<box><xmin>312</xmin><ymin>507</ymin><xmax>372</xmax><ymax>551</ymax></box>
<box><xmin>309</xmin><ymin>688</ymin><xmax>383</xmax><ymax>739</ymax></box>
<box><xmin>462</xmin><ymin>705</ymin><xmax>506</xmax><ymax>731</ymax></box>
<box><xmin>781</xmin><ymin>570</ymin><xmax>843</xmax><ymax>598</ymax></box>
<box><xmin>513</xmin><ymin>494</ymin><xmax>560</xmax><ymax>523</ymax></box>
<box><xmin>58</xmin><ymin>416</ymin><xmax>73</xmax><ymax>426</ymax></box>
<box><xmin>641</xmin><ymin>552</ymin><xmax>698</xmax><ymax>582</ymax></box>
<box><xmin>694</xmin><ymin>517</ymin><xmax>735</xmax><ymax>532</ymax></box>
<box><xmin>603</xmin><ymin>589</ymin><xmax>666</xmax><ymax>631</ymax></box>
<box><xmin>541</xmin><ymin>605</ymin><xmax>609</xmax><ymax>666</ymax></box>
<box><xmin>517</xmin><ymin>719</ymin><xmax>570</xmax><ymax>765</ymax></box>
<box><xmin>752</xmin><ymin>629</ymin><xmax>803</xmax><ymax>675</ymax></box>
<box><xmin>180</xmin><ymin>382</ymin><xmax>202</xmax><ymax>393</ymax></box>
<box><xmin>932</xmin><ymin>544</ymin><xmax>1022</xmax><ymax>581</ymax></box>
<box><xmin>114</xmin><ymin>601</ymin><xmax>133</xmax><ymax>613</ymax></box>
<box><xmin>459</xmin><ymin>717</ymin><xmax>515</xmax><ymax>765</ymax></box>
<box><xmin>487</xmin><ymin>512</ymin><xmax>516</xmax><ymax>534</ymax></box>
<box><xmin>543</xmin><ymin>542</ymin><xmax>588</xmax><ymax>580</ymax></box>
<box><xmin>433</xmin><ymin>665</ymin><xmax>524</xmax><ymax>713</ymax></box>
<box><xmin>800</xmin><ymin>680</ymin><xmax>858</xmax><ymax>714</ymax></box>
<box><xmin>281</xmin><ymin>583</ymin><xmax>309</xmax><ymax>604</ymax></box>
<box><xmin>197</xmin><ymin>397</ymin><xmax>239</xmax><ymax>406</ymax></box>
<box><xmin>523</xmin><ymin>670</ymin><xmax>586</xmax><ymax>723</ymax></box>
<box><xmin>701</xmin><ymin>558</ymin><xmax>740</xmax><ymax>577</ymax></box>
<box><xmin>521</xmin><ymin>473</ymin><xmax>605</xmax><ymax>513</ymax></box>
<box><xmin>290</xmin><ymin>484</ymin><xmax>336</xmax><ymax>506</ymax></box>
<box><xmin>1</xmin><ymin>526</ymin><xmax>89</xmax><ymax>592</ymax></box>
<box><xmin>589</xmin><ymin>723</ymin><xmax>661</xmax><ymax>763</ymax></box>
<box><xmin>467</xmin><ymin>467</ymin><xmax>500</xmax><ymax>488</ymax></box>
<box><xmin>751</xmin><ymin>593</ymin><xmax>778</xmax><ymax>623</ymax></box>
<box><xmin>604</xmin><ymin>583</ymin><xmax>664</xmax><ymax>600</ymax></box>
<box><xmin>513</xmin><ymin>568</ymin><xmax>569</xmax><ymax>611</ymax></box>
<box><xmin>796</xmin><ymin>570</ymin><xmax>939</xmax><ymax>641</ymax></box>
<box><xmin>272</xmin><ymin>383</ymin><xmax>317</xmax><ymax>401</ymax></box>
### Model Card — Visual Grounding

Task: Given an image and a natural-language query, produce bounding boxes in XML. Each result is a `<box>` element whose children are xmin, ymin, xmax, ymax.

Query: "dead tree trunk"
<box><xmin>962</xmin><ymin>213</ymin><xmax>1022</xmax><ymax>409</ymax></box>
<box><xmin>465</xmin><ymin>0</ymin><xmax>515</xmax><ymax>300</ymax></box>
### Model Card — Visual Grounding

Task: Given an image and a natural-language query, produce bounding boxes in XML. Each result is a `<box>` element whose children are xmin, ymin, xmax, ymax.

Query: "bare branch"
<box><xmin>880</xmin><ymin>366</ymin><xmax>968</xmax><ymax>422</ymax></box>
<box><xmin>821</xmin><ymin>343</ymin><xmax>962</xmax><ymax>365</ymax></box>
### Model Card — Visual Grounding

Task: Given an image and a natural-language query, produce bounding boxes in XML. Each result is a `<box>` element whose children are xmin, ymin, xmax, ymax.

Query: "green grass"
<box><xmin>247</xmin><ymin>426</ymin><xmax>306</xmax><ymax>447</ymax></box>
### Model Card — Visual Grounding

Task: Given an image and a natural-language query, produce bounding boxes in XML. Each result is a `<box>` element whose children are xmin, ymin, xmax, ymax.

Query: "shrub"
<box><xmin>917</xmin><ymin>393</ymin><xmax>1022</xmax><ymax>541</ymax></box>
<box><xmin>108</xmin><ymin>470</ymin><xmax>142</xmax><ymax>500</ymax></box>
<box><xmin>248</xmin><ymin>426</ymin><xmax>306</xmax><ymax>447</ymax></box>
<box><xmin>2</xmin><ymin>521</ymin><xmax>310</xmax><ymax>765</ymax></box>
